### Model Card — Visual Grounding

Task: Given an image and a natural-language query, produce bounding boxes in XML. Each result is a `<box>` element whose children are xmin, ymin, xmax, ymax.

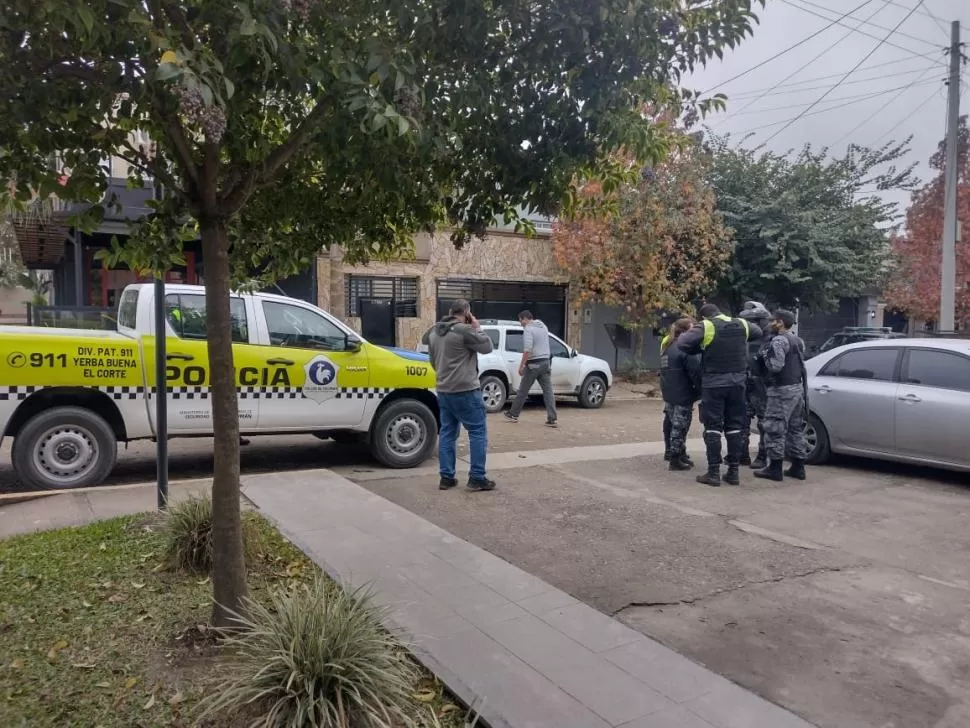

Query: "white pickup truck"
<box><xmin>0</xmin><ymin>284</ymin><xmax>439</xmax><ymax>490</ymax></box>
<box><xmin>418</xmin><ymin>319</ymin><xmax>613</xmax><ymax>413</ymax></box>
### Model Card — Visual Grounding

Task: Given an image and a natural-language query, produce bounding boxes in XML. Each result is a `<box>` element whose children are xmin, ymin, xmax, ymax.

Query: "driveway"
<box><xmin>351</xmin><ymin>454</ymin><xmax>970</xmax><ymax>728</ymax></box>
<box><xmin>0</xmin><ymin>398</ymin><xmax>663</xmax><ymax>492</ymax></box>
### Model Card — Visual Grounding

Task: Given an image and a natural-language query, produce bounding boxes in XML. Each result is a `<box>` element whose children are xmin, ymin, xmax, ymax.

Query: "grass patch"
<box><xmin>0</xmin><ymin>508</ymin><xmax>471</xmax><ymax>727</ymax></box>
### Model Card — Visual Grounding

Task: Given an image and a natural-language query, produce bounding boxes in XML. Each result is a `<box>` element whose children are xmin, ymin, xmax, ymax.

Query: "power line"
<box><xmin>729</xmin><ymin>77</ymin><xmax>940</xmax><ymax>117</ymax></box>
<box><xmin>723</xmin><ymin>57</ymin><xmax>934</xmax><ymax>97</ymax></box>
<box><xmin>741</xmin><ymin>86</ymin><xmax>929</xmax><ymax>133</ymax></box>
<box><xmin>789</xmin><ymin>0</ymin><xmax>943</xmax><ymax>49</ymax></box>
<box><xmin>879</xmin><ymin>0</ymin><xmax>952</xmax><ymax>37</ymax></box>
<box><xmin>701</xmin><ymin>0</ymin><xmax>878</xmax><ymax>94</ymax></box>
<box><xmin>831</xmin><ymin>65</ymin><xmax>943</xmax><ymax>146</ymax></box>
<box><xmin>779</xmin><ymin>0</ymin><xmax>942</xmax><ymax>61</ymax></box>
<box><xmin>762</xmin><ymin>0</ymin><xmax>929</xmax><ymax>145</ymax></box>
<box><xmin>716</xmin><ymin>0</ymin><xmax>893</xmax><ymax>124</ymax></box>
<box><xmin>726</xmin><ymin>65</ymin><xmax>937</xmax><ymax>99</ymax></box>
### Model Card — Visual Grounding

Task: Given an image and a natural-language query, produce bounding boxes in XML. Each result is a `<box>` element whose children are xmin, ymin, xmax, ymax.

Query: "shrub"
<box><xmin>198</xmin><ymin>579</ymin><xmax>417</xmax><ymax>728</ymax></box>
<box><xmin>162</xmin><ymin>492</ymin><xmax>260</xmax><ymax>573</ymax></box>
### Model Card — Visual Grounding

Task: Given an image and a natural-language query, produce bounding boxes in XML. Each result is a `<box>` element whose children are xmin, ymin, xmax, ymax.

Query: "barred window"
<box><xmin>344</xmin><ymin>276</ymin><xmax>418</xmax><ymax>317</ymax></box>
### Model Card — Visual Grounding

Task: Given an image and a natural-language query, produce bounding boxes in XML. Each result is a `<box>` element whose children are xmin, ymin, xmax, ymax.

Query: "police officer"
<box><xmin>660</xmin><ymin>328</ymin><xmax>674</xmax><ymax>461</ymax></box>
<box><xmin>660</xmin><ymin>318</ymin><xmax>701</xmax><ymax>470</ymax></box>
<box><xmin>678</xmin><ymin>304</ymin><xmax>762</xmax><ymax>486</ymax></box>
<box><xmin>754</xmin><ymin>309</ymin><xmax>808</xmax><ymax>482</ymax></box>
<box><xmin>738</xmin><ymin>301</ymin><xmax>771</xmax><ymax>469</ymax></box>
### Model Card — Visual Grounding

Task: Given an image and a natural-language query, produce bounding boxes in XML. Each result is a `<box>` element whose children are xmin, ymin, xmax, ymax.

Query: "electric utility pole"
<box><xmin>940</xmin><ymin>20</ymin><xmax>962</xmax><ymax>333</ymax></box>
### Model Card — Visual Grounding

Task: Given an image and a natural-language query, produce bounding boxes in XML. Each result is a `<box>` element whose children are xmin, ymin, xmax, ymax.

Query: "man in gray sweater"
<box><xmin>504</xmin><ymin>310</ymin><xmax>557</xmax><ymax>427</ymax></box>
<box><xmin>428</xmin><ymin>299</ymin><xmax>496</xmax><ymax>491</ymax></box>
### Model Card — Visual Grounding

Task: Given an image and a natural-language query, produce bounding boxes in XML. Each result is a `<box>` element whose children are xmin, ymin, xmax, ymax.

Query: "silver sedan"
<box><xmin>804</xmin><ymin>338</ymin><xmax>970</xmax><ymax>473</ymax></box>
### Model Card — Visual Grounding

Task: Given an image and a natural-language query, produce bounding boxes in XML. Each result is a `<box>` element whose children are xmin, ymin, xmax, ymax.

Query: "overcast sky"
<box><xmin>687</xmin><ymin>0</ymin><xmax>968</xmax><ymax>219</ymax></box>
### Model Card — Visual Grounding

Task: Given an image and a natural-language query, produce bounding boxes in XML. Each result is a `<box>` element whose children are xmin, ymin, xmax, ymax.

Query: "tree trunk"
<box><xmin>200</xmin><ymin>218</ymin><xmax>248</xmax><ymax>629</ymax></box>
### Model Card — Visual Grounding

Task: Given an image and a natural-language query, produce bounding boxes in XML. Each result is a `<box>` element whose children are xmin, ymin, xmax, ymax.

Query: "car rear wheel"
<box><xmin>12</xmin><ymin>406</ymin><xmax>118</xmax><ymax>490</ymax></box>
<box><xmin>804</xmin><ymin>413</ymin><xmax>832</xmax><ymax>465</ymax></box>
<box><xmin>479</xmin><ymin>374</ymin><xmax>508</xmax><ymax>413</ymax></box>
<box><xmin>370</xmin><ymin>399</ymin><xmax>437</xmax><ymax>468</ymax></box>
<box><xmin>578</xmin><ymin>374</ymin><xmax>608</xmax><ymax>409</ymax></box>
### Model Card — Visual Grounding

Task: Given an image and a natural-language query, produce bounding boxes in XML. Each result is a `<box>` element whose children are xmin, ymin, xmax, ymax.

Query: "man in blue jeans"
<box><xmin>428</xmin><ymin>299</ymin><xmax>496</xmax><ymax>491</ymax></box>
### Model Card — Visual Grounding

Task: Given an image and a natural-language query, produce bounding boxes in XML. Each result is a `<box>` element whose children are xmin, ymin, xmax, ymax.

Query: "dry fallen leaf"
<box><xmin>107</xmin><ymin>594</ymin><xmax>126</xmax><ymax>604</ymax></box>
<box><xmin>99</xmin><ymin>542</ymin><xmax>107</xmax><ymax>552</ymax></box>
<box><xmin>131</xmin><ymin>582</ymin><xmax>146</xmax><ymax>590</ymax></box>
<box><xmin>82</xmin><ymin>600</ymin><xmax>93</xmax><ymax>608</ymax></box>
<box><xmin>196</xmin><ymin>577</ymin><xmax>210</xmax><ymax>586</ymax></box>
<box><xmin>124</xmin><ymin>677</ymin><xmax>139</xmax><ymax>690</ymax></box>
<box><xmin>143</xmin><ymin>694</ymin><xmax>156</xmax><ymax>710</ymax></box>
<box><xmin>136</xmin><ymin>613</ymin><xmax>152</xmax><ymax>623</ymax></box>
<box><xmin>96</xmin><ymin>681</ymin><xmax>111</xmax><ymax>689</ymax></box>
<box><xmin>46</xmin><ymin>639</ymin><xmax>70</xmax><ymax>661</ymax></box>
<box><xmin>71</xmin><ymin>663</ymin><xmax>97</xmax><ymax>669</ymax></box>
<box><xmin>10</xmin><ymin>658</ymin><xmax>25</xmax><ymax>669</ymax></box>
<box><xmin>412</xmin><ymin>690</ymin><xmax>437</xmax><ymax>703</ymax></box>
<box><xmin>169</xmin><ymin>692</ymin><xmax>184</xmax><ymax>706</ymax></box>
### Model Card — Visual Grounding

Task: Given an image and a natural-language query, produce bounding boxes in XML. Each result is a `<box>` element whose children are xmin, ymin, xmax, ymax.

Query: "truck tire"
<box><xmin>479</xmin><ymin>374</ymin><xmax>508</xmax><ymax>413</ymax></box>
<box><xmin>12</xmin><ymin>406</ymin><xmax>118</xmax><ymax>490</ymax></box>
<box><xmin>578</xmin><ymin>374</ymin><xmax>608</xmax><ymax>409</ymax></box>
<box><xmin>370</xmin><ymin>399</ymin><xmax>437</xmax><ymax>469</ymax></box>
<box><xmin>804</xmin><ymin>413</ymin><xmax>832</xmax><ymax>465</ymax></box>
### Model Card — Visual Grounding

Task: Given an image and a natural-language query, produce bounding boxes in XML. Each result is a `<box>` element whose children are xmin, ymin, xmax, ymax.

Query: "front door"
<box><xmin>811</xmin><ymin>347</ymin><xmax>901</xmax><ymax>454</ymax></box>
<box><xmin>144</xmin><ymin>292</ymin><xmax>261</xmax><ymax>434</ymax></box>
<box><xmin>254</xmin><ymin>299</ymin><xmax>370</xmax><ymax>430</ymax></box>
<box><xmin>360</xmin><ymin>298</ymin><xmax>395</xmax><ymax>347</ymax></box>
<box><xmin>894</xmin><ymin>348</ymin><xmax>970</xmax><ymax>466</ymax></box>
<box><xmin>548</xmin><ymin>335</ymin><xmax>580</xmax><ymax>391</ymax></box>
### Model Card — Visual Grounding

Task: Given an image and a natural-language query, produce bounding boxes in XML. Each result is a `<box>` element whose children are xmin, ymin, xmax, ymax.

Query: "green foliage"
<box><xmin>0</xmin><ymin>0</ymin><xmax>765</xmax><ymax>282</ymax></box>
<box><xmin>163</xmin><ymin>493</ymin><xmax>261</xmax><ymax>573</ymax></box>
<box><xmin>705</xmin><ymin>134</ymin><xmax>918</xmax><ymax>312</ymax></box>
<box><xmin>198</xmin><ymin>579</ymin><xmax>417</xmax><ymax>728</ymax></box>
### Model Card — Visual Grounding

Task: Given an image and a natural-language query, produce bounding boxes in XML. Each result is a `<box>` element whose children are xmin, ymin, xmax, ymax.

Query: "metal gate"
<box><xmin>359</xmin><ymin>298</ymin><xmax>396</xmax><ymax>346</ymax></box>
<box><xmin>436</xmin><ymin>279</ymin><xmax>568</xmax><ymax>339</ymax></box>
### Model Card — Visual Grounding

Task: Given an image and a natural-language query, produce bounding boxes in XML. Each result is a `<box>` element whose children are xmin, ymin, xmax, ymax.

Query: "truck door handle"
<box><xmin>266</xmin><ymin>358</ymin><xmax>295</xmax><ymax>366</ymax></box>
<box><xmin>167</xmin><ymin>353</ymin><xmax>194</xmax><ymax>361</ymax></box>
<box><xmin>898</xmin><ymin>393</ymin><xmax>922</xmax><ymax>403</ymax></box>
<box><xmin>813</xmin><ymin>385</ymin><xmax>831</xmax><ymax>394</ymax></box>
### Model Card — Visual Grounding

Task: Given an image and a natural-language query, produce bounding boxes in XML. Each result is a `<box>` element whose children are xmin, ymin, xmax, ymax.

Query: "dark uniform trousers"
<box><xmin>701</xmin><ymin>384</ymin><xmax>747</xmax><ymax>466</ymax></box>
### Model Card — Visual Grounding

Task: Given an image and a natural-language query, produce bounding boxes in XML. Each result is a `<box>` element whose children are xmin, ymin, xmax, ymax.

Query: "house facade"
<box><xmin>317</xmin><ymin>222</ymin><xmax>579</xmax><ymax>350</ymax></box>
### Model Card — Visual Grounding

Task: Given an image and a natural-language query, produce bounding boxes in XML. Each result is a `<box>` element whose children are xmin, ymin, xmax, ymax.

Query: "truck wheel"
<box><xmin>12</xmin><ymin>407</ymin><xmax>118</xmax><ymax>490</ymax></box>
<box><xmin>479</xmin><ymin>374</ymin><xmax>507</xmax><ymax>413</ymax></box>
<box><xmin>578</xmin><ymin>374</ymin><xmax>608</xmax><ymax>409</ymax></box>
<box><xmin>370</xmin><ymin>399</ymin><xmax>437</xmax><ymax>469</ymax></box>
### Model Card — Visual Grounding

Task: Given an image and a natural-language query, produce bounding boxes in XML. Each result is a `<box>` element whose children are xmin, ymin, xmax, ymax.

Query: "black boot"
<box><xmin>697</xmin><ymin>431</ymin><xmax>723</xmax><ymax>486</ymax></box>
<box><xmin>696</xmin><ymin>466</ymin><xmax>722</xmax><ymax>486</ymax></box>
<box><xmin>750</xmin><ymin>454</ymin><xmax>767</xmax><ymax>469</ymax></box>
<box><xmin>754</xmin><ymin>459</ymin><xmax>784</xmax><ymax>482</ymax></box>
<box><xmin>669</xmin><ymin>453</ymin><xmax>693</xmax><ymax>471</ymax></box>
<box><xmin>724</xmin><ymin>465</ymin><xmax>741</xmax><ymax>486</ymax></box>
<box><xmin>739</xmin><ymin>451</ymin><xmax>752</xmax><ymax>466</ymax></box>
<box><xmin>784</xmin><ymin>459</ymin><xmax>806</xmax><ymax>481</ymax></box>
<box><xmin>663</xmin><ymin>448</ymin><xmax>671</xmax><ymax>462</ymax></box>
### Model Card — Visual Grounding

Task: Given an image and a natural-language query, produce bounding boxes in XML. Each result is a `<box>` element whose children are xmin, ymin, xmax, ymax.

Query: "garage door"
<box><xmin>436</xmin><ymin>279</ymin><xmax>567</xmax><ymax>339</ymax></box>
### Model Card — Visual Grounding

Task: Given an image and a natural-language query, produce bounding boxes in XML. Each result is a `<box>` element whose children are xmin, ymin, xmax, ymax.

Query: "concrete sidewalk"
<box><xmin>0</xmin><ymin>479</ymin><xmax>211</xmax><ymax>539</ymax></box>
<box><xmin>244</xmin><ymin>469</ymin><xmax>815</xmax><ymax>728</ymax></box>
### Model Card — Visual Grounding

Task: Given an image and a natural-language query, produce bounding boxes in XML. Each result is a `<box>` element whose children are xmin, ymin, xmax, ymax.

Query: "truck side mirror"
<box><xmin>345</xmin><ymin>335</ymin><xmax>362</xmax><ymax>353</ymax></box>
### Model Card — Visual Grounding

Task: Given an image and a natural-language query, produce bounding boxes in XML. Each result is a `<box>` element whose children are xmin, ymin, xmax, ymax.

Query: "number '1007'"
<box><xmin>405</xmin><ymin>366</ymin><xmax>428</xmax><ymax>376</ymax></box>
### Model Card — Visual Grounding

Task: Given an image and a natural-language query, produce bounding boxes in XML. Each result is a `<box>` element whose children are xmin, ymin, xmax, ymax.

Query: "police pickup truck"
<box><xmin>0</xmin><ymin>284</ymin><xmax>439</xmax><ymax>490</ymax></box>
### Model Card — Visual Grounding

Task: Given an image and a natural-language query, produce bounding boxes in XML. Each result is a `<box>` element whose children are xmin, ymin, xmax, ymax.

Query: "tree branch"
<box><xmin>117</xmin><ymin>140</ymin><xmax>184</xmax><ymax>197</ymax></box>
<box><xmin>220</xmin><ymin>100</ymin><xmax>331</xmax><ymax>215</ymax></box>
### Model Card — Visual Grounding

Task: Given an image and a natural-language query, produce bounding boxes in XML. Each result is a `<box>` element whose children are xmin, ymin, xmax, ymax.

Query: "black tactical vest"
<box><xmin>702</xmin><ymin>316</ymin><xmax>749</xmax><ymax>374</ymax></box>
<box><xmin>768</xmin><ymin>331</ymin><xmax>803</xmax><ymax>387</ymax></box>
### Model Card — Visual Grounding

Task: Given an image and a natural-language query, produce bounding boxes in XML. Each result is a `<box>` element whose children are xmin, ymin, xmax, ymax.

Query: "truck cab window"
<box><xmin>164</xmin><ymin>294</ymin><xmax>249</xmax><ymax>343</ymax></box>
<box><xmin>262</xmin><ymin>301</ymin><xmax>349</xmax><ymax>351</ymax></box>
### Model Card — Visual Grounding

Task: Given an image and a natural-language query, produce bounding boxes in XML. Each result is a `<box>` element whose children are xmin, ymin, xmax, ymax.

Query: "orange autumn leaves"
<box><xmin>552</xmin><ymin>143</ymin><xmax>731</xmax><ymax>329</ymax></box>
<box><xmin>886</xmin><ymin>117</ymin><xmax>970</xmax><ymax>328</ymax></box>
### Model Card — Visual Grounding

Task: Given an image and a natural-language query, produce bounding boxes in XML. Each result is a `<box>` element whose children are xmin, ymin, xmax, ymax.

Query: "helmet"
<box><xmin>738</xmin><ymin>301</ymin><xmax>770</xmax><ymax>321</ymax></box>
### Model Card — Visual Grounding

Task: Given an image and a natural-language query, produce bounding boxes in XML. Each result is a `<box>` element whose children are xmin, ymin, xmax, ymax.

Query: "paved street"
<box><xmin>351</xmin><ymin>452</ymin><xmax>970</xmax><ymax>728</ymax></box>
<box><xmin>0</xmin><ymin>397</ymin><xmax>663</xmax><ymax>492</ymax></box>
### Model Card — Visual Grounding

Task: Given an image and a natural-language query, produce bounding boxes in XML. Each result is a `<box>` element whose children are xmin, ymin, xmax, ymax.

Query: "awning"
<box><xmin>11</xmin><ymin>216</ymin><xmax>70</xmax><ymax>268</ymax></box>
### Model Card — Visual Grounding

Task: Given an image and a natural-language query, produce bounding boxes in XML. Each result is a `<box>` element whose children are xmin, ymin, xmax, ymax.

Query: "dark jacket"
<box><xmin>660</xmin><ymin>341</ymin><xmax>702</xmax><ymax>406</ymax></box>
<box><xmin>679</xmin><ymin>315</ymin><xmax>763</xmax><ymax>388</ymax></box>
<box><xmin>761</xmin><ymin>331</ymin><xmax>805</xmax><ymax>387</ymax></box>
<box><xmin>427</xmin><ymin>316</ymin><xmax>494</xmax><ymax>393</ymax></box>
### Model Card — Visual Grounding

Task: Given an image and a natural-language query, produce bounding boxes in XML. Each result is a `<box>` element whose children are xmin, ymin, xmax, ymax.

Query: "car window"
<box><xmin>904</xmin><ymin>349</ymin><xmax>970</xmax><ymax>392</ymax></box>
<box><xmin>820</xmin><ymin>348</ymin><xmax>898</xmax><ymax>381</ymax></box>
<box><xmin>819</xmin><ymin>335</ymin><xmax>843</xmax><ymax>352</ymax></box>
<box><xmin>505</xmin><ymin>330</ymin><xmax>524</xmax><ymax>353</ymax></box>
<box><xmin>165</xmin><ymin>293</ymin><xmax>249</xmax><ymax>343</ymax></box>
<box><xmin>117</xmin><ymin>289</ymin><xmax>138</xmax><ymax>329</ymax></box>
<box><xmin>483</xmin><ymin>328</ymin><xmax>500</xmax><ymax>349</ymax></box>
<box><xmin>262</xmin><ymin>301</ymin><xmax>350</xmax><ymax>351</ymax></box>
<box><xmin>549</xmin><ymin>337</ymin><xmax>569</xmax><ymax>358</ymax></box>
